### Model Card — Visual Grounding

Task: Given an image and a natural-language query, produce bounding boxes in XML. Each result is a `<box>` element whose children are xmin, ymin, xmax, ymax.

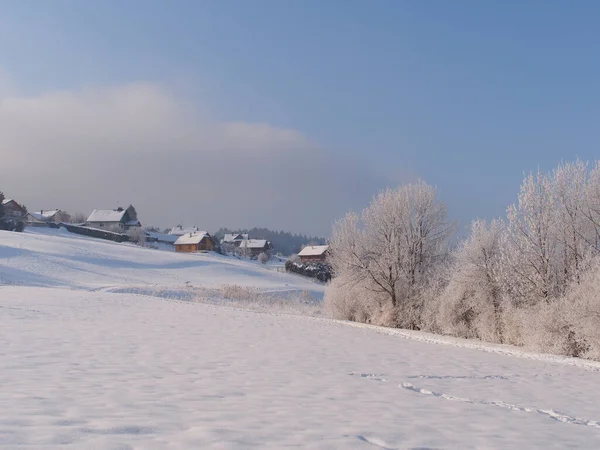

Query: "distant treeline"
<box><xmin>214</xmin><ymin>227</ymin><xmax>326</xmax><ymax>256</ymax></box>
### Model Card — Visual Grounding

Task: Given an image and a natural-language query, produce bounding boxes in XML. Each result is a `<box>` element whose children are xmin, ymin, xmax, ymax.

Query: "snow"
<box><xmin>33</xmin><ymin>210</ymin><xmax>60</xmax><ymax>219</ymax></box>
<box><xmin>0</xmin><ymin>228</ymin><xmax>323</xmax><ymax>294</ymax></box>
<box><xmin>174</xmin><ymin>231</ymin><xmax>210</xmax><ymax>245</ymax></box>
<box><xmin>26</xmin><ymin>212</ymin><xmax>47</xmax><ymax>222</ymax></box>
<box><xmin>222</xmin><ymin>233</ymin><xmax>249</xmax><ymax>243</ymax></box>
<box><xmin>86</xmin><ymin>209</ymin><xmax>127</xmax><ymax>223</ymax></box>
<box><xmin>239</xmin><ymin>239</ymin><xmax>268</xmax><ymax>249</ymax></box>
<box><xmin>2</xmin><ymin>228</ymin><xmax>600</xmax><ymax>448</ymax></box>
<box><xmin>169</xmin><ymin>225</ymin><xmax>200</xmax><ymax>236</ymax></box>
<box><xmin>298</xmin><ymin>245</ymin><xmax>329</xmax><ymax>256</ymax></box>
<box><xmin>145</xmin><ymin>231</ymin><xmax>178</xmax><ymax>244</ymax></box>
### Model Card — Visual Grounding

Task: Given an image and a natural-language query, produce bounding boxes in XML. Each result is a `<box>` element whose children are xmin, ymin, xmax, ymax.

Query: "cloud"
<box><xmin>0</xmin><ymin>82</ymin><xmax>401</xmax><ymax>236</ymax></box>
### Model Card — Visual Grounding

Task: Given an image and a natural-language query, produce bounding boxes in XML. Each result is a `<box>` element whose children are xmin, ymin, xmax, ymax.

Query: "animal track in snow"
<box><xmin>348</xmin><ymin>372</ymin><xmax>388</xmax><ymax>382</ymax></box>
<box><xmin>407</xmin><ymin>374</ymin><xmax>508</xmax><ymax>380</ymax></box>
<box><xmin>400</xmin><ymin>382</ymin><xmax>600</xmax><ymax>429</ymax></box>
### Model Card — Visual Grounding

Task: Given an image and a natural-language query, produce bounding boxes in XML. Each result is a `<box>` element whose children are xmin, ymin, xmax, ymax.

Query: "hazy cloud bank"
<box><xmin>0</xmin><ymin>81</ymin><xmax>403</xmax><ymax>236</ymax></box>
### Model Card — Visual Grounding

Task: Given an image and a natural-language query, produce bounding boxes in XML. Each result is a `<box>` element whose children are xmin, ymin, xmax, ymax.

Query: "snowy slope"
<box><xmin>2</xmin><ymin>229</ymin><xmax>600</xmax><ymax>448</ymax></box>
<box><xmin>2</xmin><ymin>287</ymin><xmax>600</xmax><ymax>449</ymax></box>
<box><xmin>0</xmin><ymin>228</ymin><xmax>324</xmax><ymax>297</ymax></box>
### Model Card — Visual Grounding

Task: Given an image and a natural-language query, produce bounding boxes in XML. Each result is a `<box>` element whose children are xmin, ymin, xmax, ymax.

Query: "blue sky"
<box><xmin>1</xmin><ymin>1</ymin><xmax>600</xmax><ymax>235</ymax></box>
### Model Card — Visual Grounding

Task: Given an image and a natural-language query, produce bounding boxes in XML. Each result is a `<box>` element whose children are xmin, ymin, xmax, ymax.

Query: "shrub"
<box><xmin>126</xmin><ymin>227</ymin><xmax>147</xmax><ymax>246</ymax></box>
<box><xmin>285</xmin><ymin>260</ymin><xmax>332</xmax><ymax>282</ymax></box>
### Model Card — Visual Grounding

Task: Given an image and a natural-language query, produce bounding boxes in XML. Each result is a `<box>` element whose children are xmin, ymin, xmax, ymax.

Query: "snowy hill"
<box><xmin>2</xmin><ymin>229</ymin><xmax>600</xmax><ymax>448</ymax></box>
<box><xmin>0</xmin><ymin>228</ymin><xmax>324</xmax><ymax>299</ymax></box>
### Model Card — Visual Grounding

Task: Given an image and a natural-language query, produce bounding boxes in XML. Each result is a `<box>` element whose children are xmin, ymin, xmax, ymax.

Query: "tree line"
<box><xmin>326</xmin><ymin>160</ymin><xmax>600</xmax><ymax>361</ymax></box>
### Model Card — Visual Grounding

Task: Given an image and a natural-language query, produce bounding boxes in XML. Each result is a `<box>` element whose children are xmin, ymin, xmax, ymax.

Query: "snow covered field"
<box><xmin>2</xmin><ymin>229</ymin><xmax>600</xmax><ymax>449</ymax></box>
<box><xmin>0</xmin><ymin>228</ymin><xmax>324</xmax><ymax>298</ymax></box>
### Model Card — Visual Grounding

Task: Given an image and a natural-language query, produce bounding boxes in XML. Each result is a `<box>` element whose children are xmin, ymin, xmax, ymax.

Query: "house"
<box><xmin>169</xmin><ymin>225</ymin><xmax>200</xmax><ymax>236</ymax></box>
<box><xmin>25</xmin><ymin>209</ymin><xmax>69</xmax><ymax>226</ymax></box>
<box><xmin>221</xmin><ymin>233</ymin><xmax>249</xmax><ymax>246</ymax></box>
<box><xmin>237</xmin><ymin>239</ymin><xmax>272</xmax><ymax>257</ymax></box>
<box><xmin>298</xmin><ymin>245</ymin><xmax>329</xmax><ymax>264</ymax></box>
<box><xmin>2</xmin><ymin>199</ymin><xmax>26</xmax><ymax>220</ymax></box>
<box><xmin>174</xmin><ymin>231</ymin><xmax>215</xmax><ymax>252</ymax></box>
<box><xmin>86</xmin><ymin>205</ymin><xmax>140</xmax><ymax>231</ymax></box>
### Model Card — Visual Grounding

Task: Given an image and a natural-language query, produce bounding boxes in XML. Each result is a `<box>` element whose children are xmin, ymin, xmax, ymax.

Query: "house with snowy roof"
<box><xmin>25</xmin><ymin>209</ymin><xmax>70</xmax><ymax>226</ymax></box>
<box><xmin>169</xmin><ymin>225</ymin><xmax>201</xmax><ymax>236</ymax></box>
<box><xmin>174</xmin><ymin>231</ymin><xmax>215</xmax><ymax>252</ymax></box>
<box><xmin>2</xmin><ymin>199</ymin><xmax>26</xmax><ymax>221</ymax></box>
<box><xmin>237</xmin><ymin>239</ymin><xmax>272</xmax><ymax>257</ymax></box>
<box><xmin>221</xmin><ymin>233</ymin><xmax>249</xmax><ymax>246</ymax></box>
<box><xmin>297</xmin><ymin>245</ymin><xmax>329</xmax><ymax>263</ymax></box>
<box><xmin>85</xmin><ymin>205</ymin><xmax>140</xmax><ymax>231</ymax></box>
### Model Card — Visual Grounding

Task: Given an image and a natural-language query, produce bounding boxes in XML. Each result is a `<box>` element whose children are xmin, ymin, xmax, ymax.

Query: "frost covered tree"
<box><xmin>440</xmin><ymin>219</ymin><xmax>505</xmax><ymax>341</ymax></box>
<box><xmin>583</xmin><ymin>161</ymin><xmax>600</xmax><ymax>251</ymax></box>
<box><xmin>502</xmin><ymin>170</ymin><xmax>560</xmax><ymax>303</ymax></box>
<box><xmin>327</xmin><ymin>181</ymin><xmax>453</xmax><ymax>328</ymax></box>
<box><xmin>502</xmin><ymin>162</ymin><xmax>600</xmax><ymax>304</ymax></box>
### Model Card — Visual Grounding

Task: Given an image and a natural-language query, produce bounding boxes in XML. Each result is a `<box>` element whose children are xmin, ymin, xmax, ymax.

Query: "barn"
<box><xmin>298</xmin><ymin>245</ymin><xmax>329</xmax><ymax>263</ymax></box>
<box><xmin>174</xmin><ymin>232</ymin><xmax>215</xmax><ymax>253</ymax></box>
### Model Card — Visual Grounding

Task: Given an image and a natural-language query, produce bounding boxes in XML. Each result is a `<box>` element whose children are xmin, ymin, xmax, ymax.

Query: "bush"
<box><xmin>126</xmin><ymin>227</ymin><xmax>147</xmax><ymax>246</ymax></box>
<box><xmin>285</xmin><ymin>260</ymin><xmax>332</xmax><ymax>282</ymax></box>
<box><xmin>258</xmin><ymin>252</ymin><xmax>269</xmax><ymax>264</ymax></box>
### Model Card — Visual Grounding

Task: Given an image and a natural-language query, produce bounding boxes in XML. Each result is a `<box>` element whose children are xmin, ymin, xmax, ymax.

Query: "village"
<box><xmin>0</xmin><ymin>195</ymin><xmax>331</xmax><ymax>281</ymax></box>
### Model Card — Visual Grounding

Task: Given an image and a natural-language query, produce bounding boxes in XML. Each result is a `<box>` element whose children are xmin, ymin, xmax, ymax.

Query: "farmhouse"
<box><xmin>238</xmin><ymin>239</ymin><xmax>271</xmax><ymax>257</ymax></box>
<box><xmin>2</xmin><ymin>199</ymin><xmax>26</xmax><ymax>220</ymax></box>
<box><xmin>298</xmin><ymin>245</ymin><xmax>329</xmax><ymax>263</ymax></box>
<box><xmin>221</xmin><ymin>233</ymin><xmax>249</xmax><ymax>246</ymax></box>
<box><xmin>174</xmin><ymin>231</ymin><xmax>215</xmax><ymax>253</ymax></box>
<box><xmin>86</xmin><ymin>205</ymin><xmax>140</xmax><ymax>231</ymax></box>
<box><xmin>25</xmin><ymin>210</ymin><xmax>69</xmax><ymax>226</ymax></box>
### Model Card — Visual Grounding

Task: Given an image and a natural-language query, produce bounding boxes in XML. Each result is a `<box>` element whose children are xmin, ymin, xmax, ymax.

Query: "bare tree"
<box><xmin>328</xmin><ymin>181</ymin><xmax>453</xmax><ymax>328</ymax></box>
<box><xmin>70</xmin><ymin>212</ymin><xmax>87</xmax><ymax>224</ymax></box>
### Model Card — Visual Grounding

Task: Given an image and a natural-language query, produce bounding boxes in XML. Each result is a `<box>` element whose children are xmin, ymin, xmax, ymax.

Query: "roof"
<box><xmin>238</xmin><ymin>239</ymin><xmax>268</xmax><ymax>249</ymax></box>
<box><xmin>298</xmin><ymin>245</ymin><xmax>329</xmax><ymax>257</ymax></box>
<box><xmin>26</xmin><ymin>212</ymin><xmax>48</xmax><ymax>222</ymax></box>
<box><xmin>2</xmin><ymin>199</ymin><xmax>12</xmax><ymax>205</ymax></box>
<box><xmin>87</xmin><ymin>209</ymin><xmax>127</xmax><ymax>223</ymax></box>
<box><xmin>174</xmin><ymin>231</ymin><xmax>210</xmax><ymax>245</ymax></box>
<box><xmin>34</xmin><ymin>210</ymin><xmax>60</xmax><ymax>219</ymax></box>
<box><xmin>222</xmin><ymin>233</ymin><xmax>249</xmax><ymax>243</ymax></box>
<box><xmin>169</xmin><ymin>225</ymin><xmax>199</xmax><ymax>236</ymax></box>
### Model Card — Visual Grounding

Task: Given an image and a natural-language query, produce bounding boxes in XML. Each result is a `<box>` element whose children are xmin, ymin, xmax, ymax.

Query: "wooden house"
<box><xmin>298</xmin><ymin>245</ymin><xmax>329</xmax><ymax>263</ymax></box>
<box><xmin>174</xmin><ymin>231</ymin><xmax>215</xmax><ymax>252</ymax></box>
